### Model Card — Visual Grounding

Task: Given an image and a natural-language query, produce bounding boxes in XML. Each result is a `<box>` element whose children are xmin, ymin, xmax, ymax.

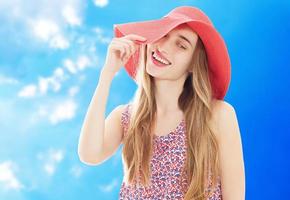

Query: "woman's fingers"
<box><xmin>112</xmin><ymin>40</ymin><xmax>129</xmax><ymax>60</ymax></box>
<box><xmin>110</xmin><ymin>39</ymin><xmax>126</xmax><ymax>58</ymax></box>
<box><xmin>124</xmin><ymin>34</ymin><xmax>147</xmax><ymax>42</ymax></box>
<box><xmin>121</xmin><ymin>38</ymin><xmax>136</xmax><ymax>56</ymax></box>
<box><xmin>108</xmin><ymin>33</ymin><xmax>147</xmax><ymax>63</ymax></box>
<box><xmin>119</xmin><ymin>39</ymin><xmax>133</xmax><ymax>59</ymax></box>
<box><xmin>115</xmin><ymin>36</ymin><xmax>146</xmax><ymax>60</ymax></box>
<box><xmin>102</xmin><ymin>34</ymin><xmax>147</xmax><ymax>75</ymax></box>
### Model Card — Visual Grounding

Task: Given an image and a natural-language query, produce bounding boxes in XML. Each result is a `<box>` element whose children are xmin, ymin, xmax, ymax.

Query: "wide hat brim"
<box><xmin>113</xmin><ymin>6</ymin><xmax>231</xmax><ymax>100</ymax></box>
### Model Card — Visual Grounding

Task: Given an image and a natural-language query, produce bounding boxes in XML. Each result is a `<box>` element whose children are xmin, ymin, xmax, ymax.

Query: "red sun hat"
<box><xmin>113</xmin><ymin>6</ymin><xmax>231</xmax><ymax>100</ymax></box>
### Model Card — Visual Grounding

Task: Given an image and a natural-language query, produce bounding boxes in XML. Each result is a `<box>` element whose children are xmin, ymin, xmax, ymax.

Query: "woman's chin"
<box><xmin>146</xmin><ymin>64</ymin><xmax>160</xmax><ymax>76</ymax></box>
<box><xmin>146</xmin><ymin>66</ymin><xmax>167</xmax><ymax>81</ymax></box>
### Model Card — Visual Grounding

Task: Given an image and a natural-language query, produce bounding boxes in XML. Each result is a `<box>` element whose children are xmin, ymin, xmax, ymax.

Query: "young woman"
<box><xmin>78</xmin><ymin>6</ymin><xmax>245</xmax><ymax>200</ymax></box>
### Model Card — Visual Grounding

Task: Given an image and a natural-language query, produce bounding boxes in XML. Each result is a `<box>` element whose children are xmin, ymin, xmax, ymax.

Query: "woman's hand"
<box><xmin>103</xmin><ymin>34</ymin><xmax>147</xmax><ymax>76</ymax></box>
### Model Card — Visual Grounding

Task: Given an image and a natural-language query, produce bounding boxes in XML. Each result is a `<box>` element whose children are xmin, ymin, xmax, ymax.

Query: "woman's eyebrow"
<box><xmin>177</xmin><ymin>34</ymin><xmax>193</xmax><ymax>48</ymax></box>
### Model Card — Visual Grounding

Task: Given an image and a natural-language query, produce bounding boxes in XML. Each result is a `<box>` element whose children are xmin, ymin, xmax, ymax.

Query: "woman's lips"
<box><xmin>151</xmin><ymin>52</ymin><xmax>171</xmax><ymax>68</ymax></box>
<box><xmin>155</xmin><ymin>49</ymin><xmax>171</xmax><ymax>64</ymax></box>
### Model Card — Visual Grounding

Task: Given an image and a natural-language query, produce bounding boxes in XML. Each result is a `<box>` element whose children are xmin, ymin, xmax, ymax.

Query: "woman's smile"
<box><xmin>151</xmin><ymin>51</ymin><xmax>171</xmax><ymax>68</ymax></box>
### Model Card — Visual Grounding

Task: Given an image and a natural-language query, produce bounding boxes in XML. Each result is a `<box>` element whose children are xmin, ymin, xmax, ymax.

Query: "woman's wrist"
<box><xmin>99</xmin><ymin>67</ymin><xmax>116</xmax><ymax>83</ymax></box>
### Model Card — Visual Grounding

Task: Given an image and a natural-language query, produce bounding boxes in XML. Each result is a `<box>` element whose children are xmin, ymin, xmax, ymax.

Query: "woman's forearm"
<box><xmin>78</xmin><ymin>68</ymin><xmax>115</xmax><ymax>164</ymax></box>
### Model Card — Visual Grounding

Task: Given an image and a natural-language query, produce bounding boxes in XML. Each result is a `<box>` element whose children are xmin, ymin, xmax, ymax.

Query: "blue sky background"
<box><xmin>0</xmin><ymin>0</ymin><xmax>289</xmax><ymax>199</ymax></box>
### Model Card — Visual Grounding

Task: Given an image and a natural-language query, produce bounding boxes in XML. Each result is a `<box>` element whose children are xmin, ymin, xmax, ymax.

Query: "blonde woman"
<box><xmin>78</xmin><ymin>6</ymin><xmax>245</xmax><ymax>200</ymax></box>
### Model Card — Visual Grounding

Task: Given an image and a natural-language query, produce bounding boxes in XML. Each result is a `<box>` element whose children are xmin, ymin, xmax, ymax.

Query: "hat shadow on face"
<box><xmin>155</xmin><ymin>23</ymin><xmax>199</xmax><ymax>47</ymax></box>
<box><xmin>150</xmin><ymin>23</ymin><xmax>199</xmax><ymax>61</ymax></box>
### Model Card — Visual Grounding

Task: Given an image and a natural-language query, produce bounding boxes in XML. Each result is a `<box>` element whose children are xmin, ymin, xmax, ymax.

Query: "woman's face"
<box><xmin>146</xmin><ymin>23</ymin><xmax>198</xmax><ymax>81</ymax></box>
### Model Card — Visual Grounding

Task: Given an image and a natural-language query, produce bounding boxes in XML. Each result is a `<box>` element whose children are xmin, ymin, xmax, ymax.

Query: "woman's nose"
<box><xmin>156</xmin><ymin>35</ymin><xmax>171</xmax><ymax>52</ymax></box>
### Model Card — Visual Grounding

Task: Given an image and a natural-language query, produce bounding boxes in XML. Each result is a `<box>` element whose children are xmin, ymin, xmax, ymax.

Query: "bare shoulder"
<box><xmin>211</xmin><ymin>99</ymin><xmax>236</xmax><ymax>115</ymax></box>
<box><xmin>113</xmin><ymin>103</ymin><xmax>128</xmax><ymax>115</ymax></box>
<box><xmin>109</xmin><ymin>103</ymin><xmax>130</xmax><ymax>129</ymax></box>
<box><xmin>210</xmin><ymin>100</ymin><xmax>245</xmax><ymax>199</ymax></box>
<box><xmin>110</xmin><ymin>103</ymin><xmax>130</xmax><ymax>118</ymax></box>
<box><xmin>209</xmin><ymin>99</ymin><xmax>238</xmax><ymax>139</ymax></box>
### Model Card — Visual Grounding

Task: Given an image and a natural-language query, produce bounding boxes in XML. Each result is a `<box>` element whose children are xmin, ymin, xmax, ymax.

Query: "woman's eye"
<box><xmin>178</xmin><ymin>43</ymin><xmax>186</xmax><ymax>50</ymax></box>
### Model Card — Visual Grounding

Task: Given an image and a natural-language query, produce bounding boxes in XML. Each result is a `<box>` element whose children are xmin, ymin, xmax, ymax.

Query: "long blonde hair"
<box><xmin>122</xmin><ymin>35</ymin><xmax>221</xmax><ymax>200</ymax></box>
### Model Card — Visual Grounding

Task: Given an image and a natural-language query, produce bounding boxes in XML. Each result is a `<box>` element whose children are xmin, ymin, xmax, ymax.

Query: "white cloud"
<box><xmin>32</xmin><ymin>98</ymin><xmax>78</xmax><ymax>125</ymax></box>
<box><xmin>32</xmin><ymin>19</ymin><xmax>59</xmax><ymax>41</ymax></box>
<box><xmin>62</xmin><ymin>5</ymin><xmax>81</xmax><ymax>26</ymax></box>
<box><xmin>0</xmin><ymin>0</ymin><xmax>24</xmax><ymax>20</ymax></box>
<box><xmin>18</xmin><ymin>67</ymin><xmax>69</xmax><ymax>98</ymax></box>
<box><xmin>68</xmin><ymin>86</ymin><xmax>80</xmax><ymax>97</ymax></box>
<box><xmin>51</xmin><ymin>149</ymin><xmax>64</xmax><ymax>162</ymax></box>
<box><xmin>51</xmin><ymin>67</ymin><xmax>68</xmax><ymax>91</ymax></box>
<box><xmin>44</xmin><ymin>163</ymin><xmax>55</xmax><ymax>176</ymax></box>
<box><xmin>63</xmin><ymin>55</ymin><xmax>93</xmax><ymax>74</ymax></box>
<box><xmin>93</xmin><ymin>27</ymin><xmax>111</xmax><ymax>44</ymax></box>
<box><xmin>37</xmin><ymin>148</ymin><xmax>64</xmax><ymax>176</ymax></box>
<box><xmin>29</xmin><ymin>18</ymin><xmax>70</xmax><ymax>49</ymax></box>
<box><xmin>76</xmin><ymin>55</ymin><xmax>92</xmax><ymax>70</ymax></box>
<box><xmin>46</xmin><ymin>78</ymin><xmax>61</xmax><ymax>93</ymax></box>
<box><xmin>18</xmin><ymin>84</ymin><xmax>37</xmax><ymax>98</ymax></box>
<box><xmin>49</xmin><ymin>99</ymin><xmax>77</xmax><ymax>125</ymax></box>
<box><xmin>63</xmin><ymin>59</ymin><xmax>78</xmax><ymax>74</ymax></box>
<box><xmin>0</xmin><ymin>0</ymin><xmax>84</xmax><ymax>50</ymax></box>
<box><xmin>0</xmin><ymin>0</ymin><xmax>84</xmax><ymax>25</ymax></box>
<box><xmin>49</xmin><ymin>34</ymin><xmax>70</xmax><ymax>49</ymax></box>
<box><xmin>93</xmin><ymin>0</ymin><xmax>109</xmax><ymax>8</ymax></box>
<box><xmin>38</xmin><ymin>77</ymin><xmax>50</xmax><ymax>95</ymax></box>
<box><xmin>0</xmin><ymin>161</ymin><xmax>24</xmax><ymax>191</ymax></box>
<box><xmin>0</xmin><ymin>74</ymin><xmax>19</xmax><ymax>85</ymax></box>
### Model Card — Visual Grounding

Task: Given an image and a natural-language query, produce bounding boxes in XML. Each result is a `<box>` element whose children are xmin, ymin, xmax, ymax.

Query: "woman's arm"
<box><xmin>211</xmin><ymin>100</ymin><xmax>246</xmax><ymax>200</ymax></box>
<box><xmin>78</xmin><ymin>69</ymin><xmax>116</xmax><ymax>164</ymax></box>
<box><xmin>78</xmin><ymin>34</ymin><xmax>147</xmax><ymax>165</ymax></box>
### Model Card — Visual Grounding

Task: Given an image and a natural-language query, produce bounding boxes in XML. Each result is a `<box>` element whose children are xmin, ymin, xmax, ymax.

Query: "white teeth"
<box><xmin>153</xmin><ymin>51</ymin><xmax>170</xmax><ymax>65</ymax></box>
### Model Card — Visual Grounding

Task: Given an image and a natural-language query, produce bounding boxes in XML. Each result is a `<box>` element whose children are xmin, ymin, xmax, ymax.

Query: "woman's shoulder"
<box><xmin>108</xmin><ymin>103</ymin><xmax>132</xmax><ymax>127</ymax></box>
<box><xmin>210</xmin><ymin>99</ymin><xmax>235</xmax><ymax>112</ymax></box>
<box><xmin>115</xmin><ymin>103</ymin><xmax>132</xmax><ymax>114</ymax></box>
<box><xmin>209</xmin><ymin>99</ymin><xmax>237</xmax><ymax>137</ymax></box>
<box><xmin>122</xmin><ymin>102</ymin><xmax>132</xmax><ymax>114</ymax></box>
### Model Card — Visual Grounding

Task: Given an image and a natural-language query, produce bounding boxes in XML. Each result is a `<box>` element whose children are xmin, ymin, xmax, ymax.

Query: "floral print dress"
<box><xmin>119</xmin><ymin>104</ymin><xmax>222</xmax><ymax>200</ymax></box>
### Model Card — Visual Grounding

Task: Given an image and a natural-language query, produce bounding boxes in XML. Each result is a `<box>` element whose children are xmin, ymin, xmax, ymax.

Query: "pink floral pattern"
<box><xmin>119</xmin><ymin>104</ymin><xmax>222</xmax><ymax>200</ymax></box>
